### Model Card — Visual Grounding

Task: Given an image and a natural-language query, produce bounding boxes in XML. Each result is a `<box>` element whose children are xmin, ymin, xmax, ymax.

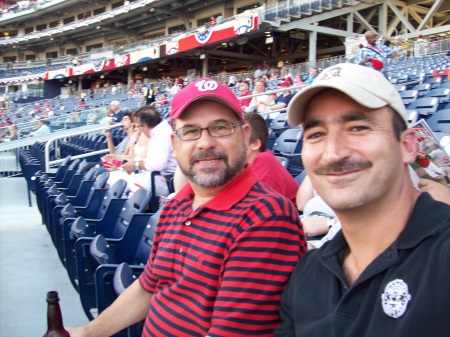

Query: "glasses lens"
<box><xmin>209</xmin><ymin>122</ymin><xmax>234</xmax><ymax>137</ymax></box>
<box><xmin>180</xmin><ymin>126</ymin><xmax>200</xmax><ymax>140</ymax></box>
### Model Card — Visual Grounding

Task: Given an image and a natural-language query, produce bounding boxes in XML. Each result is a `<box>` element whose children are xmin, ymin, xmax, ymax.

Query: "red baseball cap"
<box><xmin>170</xmin><ymin>78</ymin><xmax>244</xmax><ymax>124</ymax></box>
<box><xmin>278</xmin><ymin>80</ymin><xmax>291</xmax><ymax>87</ymax></box>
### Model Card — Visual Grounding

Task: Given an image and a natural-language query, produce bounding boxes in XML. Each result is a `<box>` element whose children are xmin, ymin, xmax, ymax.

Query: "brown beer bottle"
<box><xmin>43</xmin><ymin>291</ymin><xmax>70</xmax><ymax>337</ymax></box>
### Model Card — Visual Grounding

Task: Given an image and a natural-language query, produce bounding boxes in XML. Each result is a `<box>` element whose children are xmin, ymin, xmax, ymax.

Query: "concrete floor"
<box><xmin>0</xmin><ymin>177</ymin><xmax>89</xmax><ymax>337</ymax></box>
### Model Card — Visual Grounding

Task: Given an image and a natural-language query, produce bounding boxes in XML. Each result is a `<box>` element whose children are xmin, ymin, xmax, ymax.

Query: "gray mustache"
<box><xmin>190</xmin><ymin>151</ymin><xmax>228</xmax><ymax>166</ymax></box>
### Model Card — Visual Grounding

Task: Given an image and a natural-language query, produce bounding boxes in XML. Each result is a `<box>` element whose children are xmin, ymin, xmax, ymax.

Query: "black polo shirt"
<box><xmin>276</xmin><ymin>192</ymin><xmax>450</xmax><ymax>337</ymax></box>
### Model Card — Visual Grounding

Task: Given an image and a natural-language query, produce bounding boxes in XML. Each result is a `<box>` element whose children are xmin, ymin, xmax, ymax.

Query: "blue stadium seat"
<box><xmin>425</xmin><ymin>109</ymin><xmax>450</xmax><ymax>133</ymax></box>
<box><xmin>406</xmin><ymin>97</ymin><xmax>439</xmax><ymax>118</ymax></box>
<box><xmin>401</xmin><ymin>90</ymin><xmax>419</xmax><ymax>106</ymax></box>
<box><xmin>74</xmin><ymin>209</ymin><xmax>159</xmax><ymax>321</ymax></box>
<box><xmin>412</xmin><ymin>83</ymin><xmax>431</xmax><ymax>97</ymax></box>
<box><xmin>64</xmin><ymin>188</ymin><xmax>150</xmax><ymax>292</ymax></box>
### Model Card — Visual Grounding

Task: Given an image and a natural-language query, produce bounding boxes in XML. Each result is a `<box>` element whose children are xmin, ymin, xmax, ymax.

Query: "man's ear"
<box><xmin>249</xmin><ymin>138</ymin><xmax>262</xmax><ymax>151</ymax></box>
<box><xmin>401</xmin><ymin>128</ymin><xmax>418</xmax><ymax>164</ymax></box>
<box><xmin>170</xmin><ymin>133</ymin><xmax>178</xmax><ymax>160</ymax></box>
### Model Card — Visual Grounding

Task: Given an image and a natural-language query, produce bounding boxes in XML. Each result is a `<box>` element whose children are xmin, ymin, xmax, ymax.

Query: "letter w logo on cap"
<box><xmin>195</xmin><ymin>79</ymin><xmax>219</xmax><ymax>92</ymax></box>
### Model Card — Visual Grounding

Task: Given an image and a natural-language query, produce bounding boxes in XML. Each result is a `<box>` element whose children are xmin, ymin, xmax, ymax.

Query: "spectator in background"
<box><xmin>77</xmin><ymin>98</ymin><xmax>86</xmax><ymax>110</ymax></box>
<box><xmin>254</xmin><ymin>65</ymin><xmax>263</xmax><ymax>78</ymax></box>
<box><xmin>238</xmin><ymin>80</ymin><xmax>253</xmax><ymax>111</ymax></box>
<box><xmin>108</xmin><ymin>100</ymin><xmax>123</xmax><ymax>125</ymax></box>
<box><xmin>168</xmin><ymin>80</ymin><xmax>181</xmax><ymax>97</ymax></box>
<box><xmin>355</xmin><ymin>30</ymin><xmax>395</xmax><ymax>72</ymax></box>
<box><xmin>1</xmin><ymin>124</ymin><xmax>18</xmax><ymax>141</ymax></box>
<box><xmin>103</xmin><ymin>105</ymin><xmax>176</xmax><ymax>197</ymax></box>
<box><xmin>245</xmin><ymin>113</ymin><xmax>299</xmax><ymax>204</ymax></box>
<box><xmin>256</xmin><ymin>92</ymin><xmax>277</xmax><ymax>114</ymax></box>
<box><xmin>283</xmin><ymin>69</ymin><xmax>294</xmax><ymax>83</ymax></box>
<box><xmin>29</xmin><ymin>119</ymin><xmax>51</xmax><ymax>136</ymax></box>
<box><xmin>145</xmin><ymin>83</ymin><xmax>156</xmax><ymax>106</ymax></box>
<box><xmin>228</xmin><ymin>73</ymin><xmax>237</xmax><ymax>87</ymax></box>
<box><xmin>293</xmin><ymin>74</ymin><xmax>305</xmax><ymax>86</ymax></box>
<box><xmin>246</xmin><ymin>78</ymin><xmax>269</xmax><ymax>112</ymax></box>
<box><xmin>259</xmin><ymin>80</ymin><xmax>293</xmax><ymax>116</ymax></box>
<box><xmin>305</xmin><ymin>67</ymin><xmax>319</xmax><ymax>85</ymax></box>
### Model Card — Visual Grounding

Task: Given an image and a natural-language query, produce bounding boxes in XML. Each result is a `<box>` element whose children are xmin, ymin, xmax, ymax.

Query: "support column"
<box><xmin>127</xmin><ymin>68</ymin><xmax>133</xmax><ymax>87</ymax></box>
<box><xmin>202</xmin><ymin>56</ymin><xmax>208</xmax><ymax>77</ymax></box>
<box><xmin>308</xmin><ymin>30</ymin><xmax>317</xmax><ymax>68</ymax></box>
<box><xmin>347</xmin><ymin>12</ymin><xmax>354</xmax><ymax>33</ymax></box>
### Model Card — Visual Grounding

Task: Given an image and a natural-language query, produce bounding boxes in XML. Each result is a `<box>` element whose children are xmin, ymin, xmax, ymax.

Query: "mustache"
<box><xmin>314</xmin><ymin>159</ymin><xmax>372</xmax><ymax>175</ymax></box>
<box><xmin>189</xmin><ymin>150</ymin><xmax>228</xmax><ymax>166</ymax></box>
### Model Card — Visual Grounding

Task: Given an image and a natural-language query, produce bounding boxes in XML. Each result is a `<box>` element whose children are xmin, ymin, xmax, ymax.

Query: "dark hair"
<box><xmin>390</xmin><ymin>107</ymin><xmax>407</xmax><ymax>141</ymax></box>
<box><xmin>122</xmin><ymin>111</ymin><xmax>133</xmax><ymax>120</ymax></box>
<box><xmin>244</xmin><ymin>113</ymin><xmax>268</xmax><ymax>152</ymax></box>
<box><xmin>137</xmin><ymin>105</ymin><xmax>162</xmax><ymax>128</ymax></box>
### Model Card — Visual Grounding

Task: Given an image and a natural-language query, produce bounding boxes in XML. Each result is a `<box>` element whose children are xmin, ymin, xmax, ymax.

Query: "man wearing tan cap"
<box><xmin>68</xmin><ymin>78</ymin><xmax>305</xmax><ymax>337</ymax></box>
<box><xmin>275</xmin><ymin>63</ymin><xmax>450</xmax><ymax>337</ymax></box>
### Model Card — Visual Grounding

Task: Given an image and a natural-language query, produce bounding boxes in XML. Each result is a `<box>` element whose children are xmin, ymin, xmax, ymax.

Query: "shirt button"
<box><xmin>179</xmin><ymin>248</ymin><xmax>183</xmax><ymax>253</ymax></box>
<box><xmin>185</xmin><ymin>220</ymin><xmax>191</xmax><ymax>226</ymax></box>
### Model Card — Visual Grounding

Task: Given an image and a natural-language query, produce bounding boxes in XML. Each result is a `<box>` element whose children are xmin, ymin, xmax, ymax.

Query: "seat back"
<box><xmin>93</xmin><ymin>171</ymin><xmax>110</xmax><ymax>190</ymax></box>
<box><xmin>272</xmin><ymin>128</ymin><xmax>303</xmax><ymax>155</ymax></box>
<box><xmin>426</xmin><ymin>88</ymin><xmax>450</xmax><ymax>104</ymax></box>
<box><xmin>426</xmin><ymin>109</ymin><xmax>450</xmax><ymax>133</ymax></box>
<box><xmin>400</xmin><ymin>90</ymin><xmax>418</xmax><ymax>106</ymax></box>
<box><xmin>269</xmin><ymin>113</ymin><xmax>289</xmax><ymax>137</ymax></box>
<box><xmin>112</xmin><ymin>188</ymin><xmax>151</xmax><ymax>238</ymax></box>
<box><xmin>94</xmin><ymin>179</ymin><xmax>128</xmax><ymax>219</ymax></box>
<box><xmin>407</xmin><ymin>97</ymin><xmax>439</xmax><ymax>117</ymax></box>
<box><xmin>412</xmin><ymin>83</ymin><xmax>431</xmax><ymax>97</ymax></box>
<box><xmin>133</xmin><ymin>208</ymin><xmax>162</xmax><ymax>265</ymax></box>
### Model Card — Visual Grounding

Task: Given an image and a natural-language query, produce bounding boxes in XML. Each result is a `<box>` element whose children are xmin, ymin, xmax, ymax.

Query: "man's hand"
<box><xmin>122</xmin><ymin>160</ymin><xmax>136</xmax><ymax>174</ymax></box>
<box><xmin>102</xmin><ymin>154</ymin><xmax>121</xmax><ymax>162</ymax></box>
<box><xmin>65</xmin><ymin>325</ymin><xmax>91</xmax><ymax>337</ymax></box>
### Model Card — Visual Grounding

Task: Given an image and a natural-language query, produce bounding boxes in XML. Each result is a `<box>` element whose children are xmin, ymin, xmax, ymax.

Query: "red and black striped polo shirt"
<box><xmin>139</xmin><ymin>165</ymin><xmax>306</xmax><ymax>337</ymax></box>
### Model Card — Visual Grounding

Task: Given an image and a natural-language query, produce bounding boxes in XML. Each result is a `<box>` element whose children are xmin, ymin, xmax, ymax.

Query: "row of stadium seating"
<box><xmin>30</xmin><ymin>156</ymin><xmax>173</xmax><ymax>336</ymax></box>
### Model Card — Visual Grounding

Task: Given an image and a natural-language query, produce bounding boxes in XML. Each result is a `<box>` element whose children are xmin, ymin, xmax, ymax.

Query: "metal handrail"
<box><xmin>44</xmin><ymin>123</ymin><xmax>121</xmax><ymax>171</ymax></box>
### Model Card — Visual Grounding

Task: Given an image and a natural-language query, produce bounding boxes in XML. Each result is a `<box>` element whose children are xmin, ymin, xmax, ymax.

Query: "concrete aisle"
<box><xmin>0</xmin><ymin>177</ymin><xmax>88</xmax><ymax>337</ymax></box>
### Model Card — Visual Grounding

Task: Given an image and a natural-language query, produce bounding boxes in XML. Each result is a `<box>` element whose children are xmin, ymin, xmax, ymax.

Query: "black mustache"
<box><xmin>314</xmin><ymin>160</ymin><xmax>372</xmax><ymax>175</ymax></box>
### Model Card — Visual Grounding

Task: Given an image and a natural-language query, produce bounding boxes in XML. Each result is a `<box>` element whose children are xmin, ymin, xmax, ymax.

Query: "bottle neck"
<box><xmin>46</xmin><ymin>302</ymin><xmax>65</xmax><ymax>330</ymax></box>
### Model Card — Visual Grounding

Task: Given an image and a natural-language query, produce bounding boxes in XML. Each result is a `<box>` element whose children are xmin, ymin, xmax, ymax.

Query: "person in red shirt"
<box><xmin>245</xmin><ymin>112</ymin><xmax>299</xmax><ymax>204</ymax></box>
<box><xmin>238</xmin><ymin>80</ymin><xmax>252</xmax><ymax>111</ymax></box>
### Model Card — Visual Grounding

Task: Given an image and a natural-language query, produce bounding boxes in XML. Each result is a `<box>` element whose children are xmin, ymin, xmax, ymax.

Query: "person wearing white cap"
<box><xmin>275</xmin><ymin>63</ymin><xmax>450</xmax><ymax>337</ymax></box>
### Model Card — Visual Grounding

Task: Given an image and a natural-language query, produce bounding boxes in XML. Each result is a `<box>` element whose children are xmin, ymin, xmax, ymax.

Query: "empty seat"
<box><xmin>425</xmin><ymin>88</ymin><xmax>450</xmax><ymax>104</ymax></box>
<box><xmin>426</xmin><ymin>109</ymin><xmax>450</xmax><ymax>133</ymax></box>
<box><xmin>407</xmin><ymin>97</ymin><xmax>439</xmax><ymax>117</ymax></box>
<box><xmin>401</xmin><ymin>90</ymin><xmax>419</xmax><ymax>106</ymax></box>
<box><xmin>412</xmin><ymin>83</ymin><xmax>431</xmax><ymax>97</ymax></box>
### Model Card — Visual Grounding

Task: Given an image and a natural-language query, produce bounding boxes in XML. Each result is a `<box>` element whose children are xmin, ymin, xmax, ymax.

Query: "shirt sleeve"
<box><xmin>143</xmin><ymin>130</ymin><xmax>172</xmax><ymax>172</ymax></box>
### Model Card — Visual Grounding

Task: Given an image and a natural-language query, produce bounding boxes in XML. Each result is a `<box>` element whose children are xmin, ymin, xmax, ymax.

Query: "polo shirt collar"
<box><xmin>318</xmin><ymin>192</ymin><xmax>449</xmax><ymax>260</ymax></box>
<box><xmin>173</xmin><ymin>165</ymin><xmax>258</xmax><ymax>211</ymax></box>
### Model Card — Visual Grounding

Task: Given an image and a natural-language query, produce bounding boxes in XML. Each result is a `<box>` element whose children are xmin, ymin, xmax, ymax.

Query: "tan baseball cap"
<box><xmin>287</xmin><ymin>63</ymin><xmax>407</xmax><ymax>127</ymax></box>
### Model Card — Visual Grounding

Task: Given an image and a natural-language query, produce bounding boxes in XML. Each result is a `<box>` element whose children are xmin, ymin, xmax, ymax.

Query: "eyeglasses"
<box><xmin>173</xmin><ymin>121</ymin><xmax>242</xmax><ymax>141</ymax></box>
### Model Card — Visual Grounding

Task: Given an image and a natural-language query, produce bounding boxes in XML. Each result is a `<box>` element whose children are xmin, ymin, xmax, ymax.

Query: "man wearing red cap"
<box><xmin>68</xmin><ymin>78</ymin><xmax>306</xmax><ymax>337</ymax></box>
